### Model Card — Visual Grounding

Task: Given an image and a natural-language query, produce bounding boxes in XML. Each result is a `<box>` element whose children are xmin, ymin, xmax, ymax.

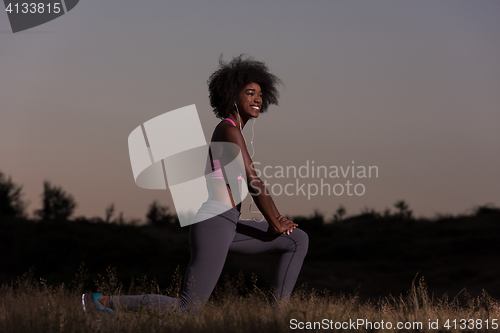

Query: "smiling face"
<box><xmin>235</xmin><ymin>82</ymin><xmax>262</xmax><ymax>119</ymax></box>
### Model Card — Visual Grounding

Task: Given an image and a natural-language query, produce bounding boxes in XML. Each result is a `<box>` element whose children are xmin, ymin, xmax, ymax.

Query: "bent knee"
<box><xmin>289</xmin><ymin>228</ymin><xmax>309</xmax><ymax>251</ymax></box>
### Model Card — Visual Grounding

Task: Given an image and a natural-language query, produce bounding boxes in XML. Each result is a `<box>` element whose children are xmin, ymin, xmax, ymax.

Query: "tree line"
<box><xmin>1</xmin><ymin>170</ymin><xmax>499</xmax><ymax>226</ymax></box>
<box><xmin>0</xmin><ymin>171</ymin><xmax>177</xmax><ymax>227</ymax></box>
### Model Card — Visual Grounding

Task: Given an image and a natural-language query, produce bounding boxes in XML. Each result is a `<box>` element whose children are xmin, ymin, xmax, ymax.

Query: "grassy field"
<box><xmin>3</xmin><ymin>210</ymin><xmax>500</xmax><ymax>303</ymax></box>
<box><xmin>1</xmin><ymin>268</ymin><xmax>499</xmax><ymax>333</ymax></box>
<box><xmin>2</xmin><ymin>206</ymin><xmax>500</xmax><ymax>331</ymax></box>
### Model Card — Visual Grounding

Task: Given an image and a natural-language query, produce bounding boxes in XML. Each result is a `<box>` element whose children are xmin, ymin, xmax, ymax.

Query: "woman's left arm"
<box><xmin>258</xmin><ymin>179</ymin><xmax>297</xmax><ymax>234</ymax></box>
<box><xmin>266</xmin><ymin>189</ymin><xmax>281</xmax><ymax>218</ymax></box>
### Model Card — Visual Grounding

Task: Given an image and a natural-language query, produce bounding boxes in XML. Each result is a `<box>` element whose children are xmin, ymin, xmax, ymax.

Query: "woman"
<box><xmin>83</xmin><ymin>55</ymin><xmax>309</xmax><ymax>315</ymax></box>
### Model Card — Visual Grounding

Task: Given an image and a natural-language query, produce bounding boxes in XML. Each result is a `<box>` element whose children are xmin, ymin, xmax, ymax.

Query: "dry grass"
<box><xmin>1</xmin><ymin>268</ymin><xmax>499</xmax><ymax>332</ymax></box>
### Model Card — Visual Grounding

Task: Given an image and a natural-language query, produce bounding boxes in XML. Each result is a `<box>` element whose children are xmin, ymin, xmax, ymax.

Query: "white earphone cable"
<box><xmin>234</xmin><ymin>104</ymin><xmax>264</xmax><ymax>221</ymax></box>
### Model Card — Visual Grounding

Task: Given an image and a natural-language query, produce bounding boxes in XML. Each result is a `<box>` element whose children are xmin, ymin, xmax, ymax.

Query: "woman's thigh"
<box><xmin>228</xmin><ymin>219</ymin><xmax>306</xmax><ymax>255</ymax></box>
<box><xmin>188</xmin><ymin>216</ymin><xmax>237</xmax><ymax>267</ymax></box>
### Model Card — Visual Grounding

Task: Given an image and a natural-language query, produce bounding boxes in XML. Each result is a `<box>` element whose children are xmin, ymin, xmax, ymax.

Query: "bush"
<box><xmin>34</xmin><ymin>181</ymin><xmax>77</xmax><ymax>221</ymax></box>
<box><xmin>0</xmin><ymin>171</ymin><xmax>27</xmax><ymax>218</ymax></box>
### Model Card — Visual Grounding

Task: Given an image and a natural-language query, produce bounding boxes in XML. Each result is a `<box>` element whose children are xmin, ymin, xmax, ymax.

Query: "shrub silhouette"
<box><xmin>332</xmin><ymin>204</ymin><xmax>346</xmax><ymax>222</ymax></box>
<box><xmin>393</xmin><ymin>199</ymin><xmax>413</xmax><ymax>219</ymax></box>
<box><xmin>34</xmin><ymin>181</ymin><xmax>77</xmax><ymax>221</ymax></box>
<box><xmin>104</xmin><ymin>203</ymin><xmax>115</xmax><ymax>223</ymax></box>
<box><xmin>146</xmin><ymin>200</ymin><xmax>175</xmax><ymax>227</ymax></box>
<box><xmin>474</xmin><ymin>204</ymin><xmax>500</xmax><ymax>217</ymax></box>
<box><xmin>0</xmin><ymin>171</ymin><xmax>27</xmax><ymax>218</ymax></box>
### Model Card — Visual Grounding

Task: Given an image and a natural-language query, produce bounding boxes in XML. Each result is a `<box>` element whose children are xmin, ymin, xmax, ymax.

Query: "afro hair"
<box><xmin>207</xmin><ymin>55</ymin><xmax>282</xmax><ymax>119</ymax></box>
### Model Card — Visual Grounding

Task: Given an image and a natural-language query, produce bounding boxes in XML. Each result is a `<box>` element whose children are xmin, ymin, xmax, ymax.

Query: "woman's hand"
<box><xmin>271</xmin><ymin>216</ymin><xmax>298</xmax><ymax>235</ymax></box>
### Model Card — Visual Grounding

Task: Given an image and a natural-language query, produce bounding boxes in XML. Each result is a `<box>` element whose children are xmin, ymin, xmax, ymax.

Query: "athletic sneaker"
<box><xmin>82</xmin><ymin>293</ymin><xmax>114</xmax><ymax>314</ymax></box>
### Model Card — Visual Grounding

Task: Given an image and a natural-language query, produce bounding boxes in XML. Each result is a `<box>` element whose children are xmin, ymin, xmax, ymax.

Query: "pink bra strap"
<box><xmin>223</xmin><ymin>118</ymin><xmax>236</xmax><ymax>127</ymax></box>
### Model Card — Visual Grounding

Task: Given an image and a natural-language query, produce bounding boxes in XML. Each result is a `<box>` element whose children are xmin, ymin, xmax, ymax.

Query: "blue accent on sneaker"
<box><xmin>82</xmin><ymin>293</ymin><xmax>114</xmax><ymax>314</ymax></box>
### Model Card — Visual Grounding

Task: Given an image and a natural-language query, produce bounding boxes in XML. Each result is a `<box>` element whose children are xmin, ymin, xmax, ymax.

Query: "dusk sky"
<box><xmin>1</xmin><ymin>0</ymin><xmax>499</xmax><ymax>223</ymax></box>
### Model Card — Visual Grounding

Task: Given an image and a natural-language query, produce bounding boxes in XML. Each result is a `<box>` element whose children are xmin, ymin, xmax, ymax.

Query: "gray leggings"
<box><xmin>110</xmin><ymin>202</ymin><xmax>308</xmax><ymax>314</ymax></box>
